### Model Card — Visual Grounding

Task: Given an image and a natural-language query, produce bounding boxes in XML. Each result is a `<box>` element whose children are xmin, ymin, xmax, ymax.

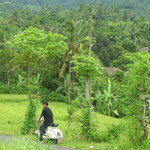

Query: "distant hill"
<box><xmin>0</xmin><ymin>0</ymin><xmax>150</xmax><ymax>18</ymax></box>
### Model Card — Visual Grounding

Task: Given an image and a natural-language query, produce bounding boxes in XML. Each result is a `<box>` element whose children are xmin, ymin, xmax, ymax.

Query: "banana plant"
<box><xmin>103</xmin><ymin>79</ymin><xmax>119</xmax><ymax>116</ymax></box>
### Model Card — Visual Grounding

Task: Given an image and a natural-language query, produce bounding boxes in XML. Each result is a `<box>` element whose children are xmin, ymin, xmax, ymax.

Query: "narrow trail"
<box><xmin>0</xmin><ymin>135</ymin><xmax>75</xmax><ymax>150</ymax></box>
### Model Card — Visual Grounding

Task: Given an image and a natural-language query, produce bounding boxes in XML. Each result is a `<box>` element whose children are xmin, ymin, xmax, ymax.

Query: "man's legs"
<box><xmin>39</xmin><ymin>124</ymin><xmax>47</xmax><ymax>141</ymax></box>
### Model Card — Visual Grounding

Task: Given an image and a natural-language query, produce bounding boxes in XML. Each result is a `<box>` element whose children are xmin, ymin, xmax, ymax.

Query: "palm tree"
<box><xmin>59</xmin><ymin>20</ymin><xmax>88</xmax><ymax>78</ymax></box>
<box><xmin>59</xmin><ymin>20</ymin><xmax>88</xmax><ymax>104</ymax></box>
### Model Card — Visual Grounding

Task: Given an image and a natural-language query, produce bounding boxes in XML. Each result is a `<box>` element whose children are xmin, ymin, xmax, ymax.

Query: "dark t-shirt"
<box><xmin>41</xmin><ymin>107</ymin><xmax>53</xmax><ymax>125</ymax></box>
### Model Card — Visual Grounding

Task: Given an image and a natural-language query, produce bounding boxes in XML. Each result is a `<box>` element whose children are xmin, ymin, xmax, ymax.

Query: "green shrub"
<box><xmin>81</xmin><ymin>104</ymin><xmax>95</xmax><ymax>141</ymax></box>
<box><xmin>40</xmin><ymin>88</ymin><xmax>49</xmax><ymax>102</ymax></box>
<box><xmin>118</xmin><ymin>134</ymin><xmax>135</xmax><ymax>150</ymax></box>
<box><xmin>76</xmin><ymin>98</ymin><xmax>96</xmax><ymax>141</ymax></box>
<box><xmin>118</xmin><ymin>119</ymin><xmax>142</xmax><ymax>150</ymax></box>
<box><xmin>47</xmin><ymin>91</ymin><xmax>67</xmax><ymax>102</ymax></box>
<box><xmin>0</xmin><ymin>82</ymin><xmax>26</xmax><ymax>94</ymax></box>
<box><xmin>127</xmin><ymin>120</ymin><xmax>142</xmax><ymax>145</ymax></box>
<box><xmin>106</xmin><ymin>124</ymin><xmax>124</xmax><ymax>142</ymax></box>
<box><xmin>92</xmin><ymin>124</ymin><xmax>125</xmax><ymax>143</ymax></box>
<box><xmin>21</xmin><ymin>100</ymin><xmax>38</xmax><ymax>134</ymax></box>
<box><xmin>40</xmin><ymin>87</ymin><xmax>67</xmax><ymax>103</ymax></box>
<box><xmin>139</xmin><ymin>141</ymin><xmax>150</xmax><ymax>150</ymax></box>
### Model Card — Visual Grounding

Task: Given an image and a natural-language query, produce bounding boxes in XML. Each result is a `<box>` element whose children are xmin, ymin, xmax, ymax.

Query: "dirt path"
<box><xmin>0</xmin><ymin>135</ymin><xmax>75</xmax><ymax>150</ymax></box>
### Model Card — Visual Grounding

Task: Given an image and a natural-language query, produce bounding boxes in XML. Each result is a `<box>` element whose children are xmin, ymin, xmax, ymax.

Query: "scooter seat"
<box><xmin>50</xmin><ymin>123</ymin><xmax>58</xmax><ymax>127</ymax></box>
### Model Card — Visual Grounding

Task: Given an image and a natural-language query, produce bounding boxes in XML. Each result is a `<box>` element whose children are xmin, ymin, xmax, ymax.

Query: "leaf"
<box><xmin>113</xmin><ymin>110</ymin><xmax>119</xmax><ymax>116</ymax></box>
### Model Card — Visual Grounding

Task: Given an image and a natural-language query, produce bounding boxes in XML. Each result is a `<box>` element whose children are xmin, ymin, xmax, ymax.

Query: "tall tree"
<box><xmin>7</xmin><ymin>27</ymin><xmax>67</xmax><ymax>133</ymax></box>
<box><xmin>59</xmin><ymin>20</ymin><xmax>88</xmax><ymax>104</ymax></box>
<box><xmin>122</xmin><ymin>51</ymin><xmax>150</xmax><ymax>140</ymax></box>
<box><xmin>86</xmin><ymin>0</ymin><xmax>96</xmax><ymax>99</ymax></box>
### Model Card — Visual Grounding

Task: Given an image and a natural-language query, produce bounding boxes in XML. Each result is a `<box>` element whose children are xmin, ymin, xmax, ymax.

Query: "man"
<box><xmin>37</xmin><ymin>102</ymin><xmax>53</xmax><ymax>141</ymax></box>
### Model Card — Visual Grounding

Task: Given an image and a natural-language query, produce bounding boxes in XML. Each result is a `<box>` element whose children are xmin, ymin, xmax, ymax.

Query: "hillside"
<box><xmin>1</xmin><ymin>0</ymin><xmax>150</xmax><ymax>149</ymax></box>
<box><xmin>0</xmin><ymin>94</ymin><xmax>126</xmax><ymax>150</ymax></box>
<box><xmin>0</xmin><ymin>0</ymin><xmax>150</xmax><ymax>18</ymax></box>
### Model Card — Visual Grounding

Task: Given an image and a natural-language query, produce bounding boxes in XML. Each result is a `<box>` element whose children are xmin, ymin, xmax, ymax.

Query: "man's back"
<box><xmin>41</xmin><ymin>107</ymin><xmax>53</xmax><ymax>125</ymax></box>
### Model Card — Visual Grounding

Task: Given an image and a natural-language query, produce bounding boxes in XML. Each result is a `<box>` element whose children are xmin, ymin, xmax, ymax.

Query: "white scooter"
<box><xmin>35</xmin><ymin>118</ymin><xmax>63</xmax><ymax>144</ymax></box>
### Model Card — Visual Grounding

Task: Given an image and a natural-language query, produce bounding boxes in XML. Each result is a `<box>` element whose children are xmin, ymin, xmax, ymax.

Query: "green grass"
<box><xmin>0</xmin><ymin>94</ymin><xmax>132</xmax><ymax>150</ymax></box>
<box><xmin>0</xmin><ymin>94</ymin><xmax>28</xmax><ymax>103</ymax></box>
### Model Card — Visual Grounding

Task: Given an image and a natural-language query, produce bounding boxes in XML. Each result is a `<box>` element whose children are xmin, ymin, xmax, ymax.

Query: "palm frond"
<box><xmin>59</xmin><ymin>63</ymin><xmax>67</xmax><ymax>78</ymax></box>
<box><xmin>76</xmin><ymin>22</ymin><xmax>88</xmax><ymax>41</ymax></box>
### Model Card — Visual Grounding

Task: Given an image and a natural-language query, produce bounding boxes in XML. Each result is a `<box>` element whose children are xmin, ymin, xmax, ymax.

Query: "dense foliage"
<box><xmin>1</xmin><ymin>0</ymin><xmax>150</xmax><ymax>19</ymax></box>
<box><xmin>1</xmin><ymin>0</ymin><xmax>150</xmax><ymax>148</ymax></box>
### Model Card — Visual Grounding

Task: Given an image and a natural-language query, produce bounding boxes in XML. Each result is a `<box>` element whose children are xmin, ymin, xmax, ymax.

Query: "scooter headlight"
<box><xmin>57</xmin><ymin>132</ymin><xmax>62</xmax><ymax>139</ymax></box>
<box><xmin>57</xmin><ymin>132</ymin><xmax>61</xmax><ymax>136</ymax></box>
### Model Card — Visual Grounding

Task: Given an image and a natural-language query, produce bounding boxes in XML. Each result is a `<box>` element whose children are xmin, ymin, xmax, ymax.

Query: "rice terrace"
<box><xmin>0</xmin><ymin>0</ymin><xmax>150</xmax><ymax>150</ymax></box>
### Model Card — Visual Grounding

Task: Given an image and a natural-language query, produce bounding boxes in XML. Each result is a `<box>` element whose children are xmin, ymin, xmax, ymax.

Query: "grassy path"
<box><xmin>0</xmin><ymin>135</ymin><xmax>75</xmax><ymax>150</ymax></box>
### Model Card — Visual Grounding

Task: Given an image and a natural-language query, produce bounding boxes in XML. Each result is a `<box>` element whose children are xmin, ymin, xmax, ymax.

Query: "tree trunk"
<box><xmin>140</xmin><ymin>94</ymin><xmax>148</xmax><ymax>140</ymax></box>
<box><xmin>85</xmin><ymin>77</ymin><xmax>89</xmax><ymax>99</ymax></box>
<box><xmin>68</xmin><ymin>63</ymin><xmax>71</xmax><ymax>104</ymax></box>
<box><xmin>85</xmin><ymin>0</ymin><xmax>96</xmax><ymax>99</ymax></box>
<box><xmin>7</xmin><ymin>66</ymin><xmax>19</xmax><ymax>87</ymax></box>
<box><xmin>27</xmin><ymin>66</ymin><xmax>32</xmax><ymax>104</ymax></box>
<box><xmin>141</xmin><ymin>126</ymin><xmax>148</xmax><ymax>140</ymax></box>
<box><xmin>7</xmin><ymin>72</ymin><xmax>10</xmax><ymax>87</ymax></box>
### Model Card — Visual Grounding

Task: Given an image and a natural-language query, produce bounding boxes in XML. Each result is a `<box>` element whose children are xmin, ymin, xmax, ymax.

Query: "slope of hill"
<box><xmin>0</xmin><ymin>0</ymin><xmax>150</xmax><ymax>18</ymax></box>
<box><xmin>0</xmin><ymin>94</ymin><xmax>127</xmax><ymax>150</ymax></box>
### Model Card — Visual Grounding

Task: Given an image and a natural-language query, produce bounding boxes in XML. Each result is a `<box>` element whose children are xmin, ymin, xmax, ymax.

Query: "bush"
<box><xmin>21</xmin><ymin>100</ymin><xmax>38</xmax><ymax>134</ymax></box>
<box><xmin>0</xmin><ymin>82</ymin><xmax>26</xmax><ymax>94</ymax></box>
<box><xmin>73</xmin><ymin>98</ymin><xmax>96</xmax><ymax>141</ymax></box>
<box><xmin>139</xmin><ymin>141</ymin><xmax>150</xmax><ymax>150</ymax></box>
<box><xmin>40</xmin><ymin>87</ymin><xmax>67</xmax><ymax>103</ymax></box>
<box><xmin>118</xmin><ymin>119</ymin><xmax>142</xmax><ymax>150</ymax></box>
<box><xmin>43</xmin><ymin>91</ymin><xmax>67</xmax><ymax>103</ymax></box>
<box><xmin>106</xmin><ymin>124</ymin><xmax>124</xmax><ymax>142</ymax></box>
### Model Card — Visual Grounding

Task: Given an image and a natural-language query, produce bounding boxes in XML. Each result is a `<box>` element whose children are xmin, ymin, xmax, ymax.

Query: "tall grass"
<box><xmin>0</xmin><ymin>140</ymin><xmax>55</xmax><ymax>150</ymax></box>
